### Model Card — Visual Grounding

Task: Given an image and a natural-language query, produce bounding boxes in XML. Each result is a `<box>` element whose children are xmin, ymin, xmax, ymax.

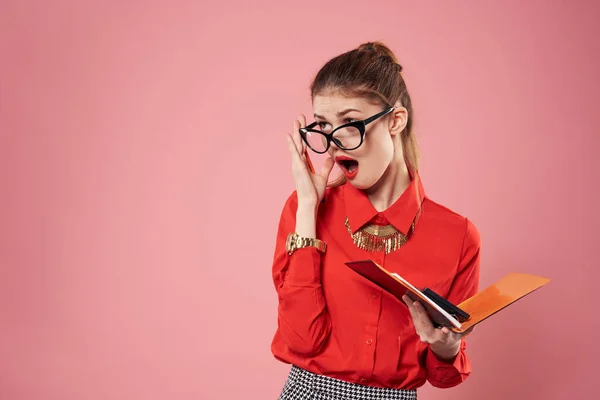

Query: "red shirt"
<box><xmin>270</xmin><ymin>173</ymin><xmax>481</xmax><ymax>390</ymax></box>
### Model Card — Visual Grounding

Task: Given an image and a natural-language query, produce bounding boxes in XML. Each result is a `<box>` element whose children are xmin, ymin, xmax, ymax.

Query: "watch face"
<box><xmin>286</xmin><ymin>233</ymin><xmax>296</xmax><ymax>251</ymax></box>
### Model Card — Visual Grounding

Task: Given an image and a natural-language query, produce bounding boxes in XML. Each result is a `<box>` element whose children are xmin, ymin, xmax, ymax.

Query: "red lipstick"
<box><xmin>335</xmin><ymin>156</ymin><xmax>359</xmax><ymax>180</ymax></box>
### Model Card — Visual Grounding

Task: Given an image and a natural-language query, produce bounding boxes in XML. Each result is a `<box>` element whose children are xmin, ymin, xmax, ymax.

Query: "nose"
<box><xmin>327</xmin><ymin>147</ymin><xmax>338</xmax><ymax>158</ymax></box>
<box><xmin>328</xmin><ymin>139</ymin><xmax>343</xmax><ymax>155</ymax></box>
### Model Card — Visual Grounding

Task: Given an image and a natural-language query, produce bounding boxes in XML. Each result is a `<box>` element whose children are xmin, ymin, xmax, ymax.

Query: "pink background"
<box><xmin>1</xmin><ymin>0</ymin><xmax>598</xmax><ymax>399</ymax></box>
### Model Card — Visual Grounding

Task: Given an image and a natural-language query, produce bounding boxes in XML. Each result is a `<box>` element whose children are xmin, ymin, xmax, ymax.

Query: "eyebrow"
<box><xmin>314</xmin><ymin>108</ymin><xmax>362</xmax><ymax>120</ymax></box>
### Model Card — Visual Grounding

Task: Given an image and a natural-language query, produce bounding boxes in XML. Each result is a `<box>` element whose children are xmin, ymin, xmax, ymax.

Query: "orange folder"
<box><xmin>345</xmin><ymin>260</ymin><xmax>551</xmax><ymax>333</ymax></box>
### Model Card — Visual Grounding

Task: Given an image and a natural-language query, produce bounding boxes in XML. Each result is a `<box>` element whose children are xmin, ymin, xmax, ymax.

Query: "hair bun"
<box><xmin>357</xmin><ymin>41</ymin><xmax>403</xmax><ymax>72</ymax></box>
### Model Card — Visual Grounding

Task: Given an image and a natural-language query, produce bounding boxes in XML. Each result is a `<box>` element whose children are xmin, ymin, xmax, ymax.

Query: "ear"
<box><xmin>389</xmin><ymin>106</ymin><xmax>408</xmax><ymax>136</ymax></box>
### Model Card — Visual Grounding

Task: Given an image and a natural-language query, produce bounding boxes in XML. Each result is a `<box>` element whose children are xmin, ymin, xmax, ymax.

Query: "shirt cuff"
<box><xmin>284</xmin><ymin>247</ymin><xmax>322</xmax><ymax>285</ymax></box>
<box><xmin>426</xmin><ymin>345</ymin><xmax>462</xmax><ymax>369</ymax></box>
<box><xmin>424</xmin><ymin>339</ymin><xmax>470</xmax><ymax>386</ymax></box>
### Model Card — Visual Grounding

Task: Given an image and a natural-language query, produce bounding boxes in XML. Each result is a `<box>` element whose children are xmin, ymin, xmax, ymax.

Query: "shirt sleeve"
<box><xmin>425</xmin><ymin>217</ymin><xmax>481</xmax><ymax>388</ymax></box>
<box><xmin>271</xmin><ymin>191</ymin><xmax>331</xmax><ymax>356</ymax></box>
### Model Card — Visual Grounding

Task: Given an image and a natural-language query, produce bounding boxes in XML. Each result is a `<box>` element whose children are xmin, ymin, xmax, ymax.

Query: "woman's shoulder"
<box><xmin>421</xmin><ymin>196</ymin><xmax>480</xmax><ymax>245</ymax></box>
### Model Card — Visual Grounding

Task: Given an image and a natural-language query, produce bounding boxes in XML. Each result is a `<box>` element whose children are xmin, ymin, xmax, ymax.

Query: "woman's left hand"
<box><xmin>402</xmin><ymin>295</ymin><xmax>474</xmax><ymax>362</ymax></box>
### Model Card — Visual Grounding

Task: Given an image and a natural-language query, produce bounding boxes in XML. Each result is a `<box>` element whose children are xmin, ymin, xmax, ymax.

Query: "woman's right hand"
<box><xmin>286</xmin><ymin>115</ymin><xmax>335</xmax><ymax>208</ymax></box>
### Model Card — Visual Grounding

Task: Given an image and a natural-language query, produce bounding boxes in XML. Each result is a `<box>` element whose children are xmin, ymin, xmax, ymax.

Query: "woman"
<box><xmin>271</xmin><ymin>42</ymin><xmax>481</xmax><ymax>399</ymax></box>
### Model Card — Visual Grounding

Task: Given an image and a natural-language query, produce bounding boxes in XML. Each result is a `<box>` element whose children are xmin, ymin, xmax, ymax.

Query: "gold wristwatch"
<box><xmin>286</xmin><ymin>233</ymin><xmax>327</xmax><ymax>255</ymax></box>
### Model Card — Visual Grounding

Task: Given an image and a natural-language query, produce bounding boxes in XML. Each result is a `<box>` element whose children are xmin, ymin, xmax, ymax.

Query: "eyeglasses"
<box><xmin>299</xmin><ymin>107</ymin><xmax>395</xmax><ymax>154</ymax></box>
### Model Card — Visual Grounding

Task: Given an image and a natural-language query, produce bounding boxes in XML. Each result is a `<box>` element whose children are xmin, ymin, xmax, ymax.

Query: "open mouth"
<box><xmin>336</xmin><ymin>156</ymin><xmax>359</xmax><ymax>179</ymax></box>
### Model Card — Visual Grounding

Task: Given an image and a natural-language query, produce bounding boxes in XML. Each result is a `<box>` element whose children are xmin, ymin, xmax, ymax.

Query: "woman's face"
<box><xmin>311</xmin><ymin>93</ymin><xmax>405</xmax><ymax>190</ymax></box>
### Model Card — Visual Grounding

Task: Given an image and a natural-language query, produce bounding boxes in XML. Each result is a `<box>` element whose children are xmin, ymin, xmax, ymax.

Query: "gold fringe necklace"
<box><xmin>345</xmin><ymin>217</ymin><xmax>415</xmax><ymax>254</ymax></box>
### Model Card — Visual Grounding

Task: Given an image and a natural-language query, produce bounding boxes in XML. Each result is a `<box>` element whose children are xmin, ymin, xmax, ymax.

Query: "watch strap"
<box><xmin>286</xmin><ymin>233</ymin><xmax>327</xmax><ymax>255</ymax></box>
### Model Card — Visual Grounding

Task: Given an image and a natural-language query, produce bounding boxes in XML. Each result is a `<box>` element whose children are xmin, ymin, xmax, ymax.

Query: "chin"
<box><xmin>358</xmin><ymin>163</ymin><xmax>399</xmax><ymax>190</ymax></box>
<box><xmin>346</xmin><ymin>174</ymin><xmax>380</xmax><ymax>191</ymax></box>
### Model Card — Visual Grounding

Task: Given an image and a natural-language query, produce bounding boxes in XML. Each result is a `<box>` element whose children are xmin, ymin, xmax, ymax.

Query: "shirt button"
<box><xmin>360</xmin><ymin>378</ymin><xmax>367</xmax><ymax>383</ymax></box>
<box><xmin>366</xmin><ymin>339</ymin><xmax>373</xmax><ymax>345</ymax></box>
<box><xmin>373</xmin><ymin>213</ymin><xmax>388</xmax><ymax>224</ymax></box>
<box><xmin>372</xmin><ymin>292</ymin><xmax>379</xmax><ymax>298</ymax></box>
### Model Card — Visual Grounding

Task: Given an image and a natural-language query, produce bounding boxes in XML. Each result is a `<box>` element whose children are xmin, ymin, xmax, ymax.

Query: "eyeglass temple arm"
<box><xmin>363</xmin><ymin>107</ymin><xmax>396</xmax><ymax>125</ymax></box>
<box><xmin>298</xmin><ymin>124</ymin><xmax>317</xmax><ymax>173</ymax></box>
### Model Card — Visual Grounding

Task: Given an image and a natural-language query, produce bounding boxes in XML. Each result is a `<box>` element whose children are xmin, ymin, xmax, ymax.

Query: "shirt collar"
<box><xmin>343</xmin><ymin>170</ymin><xmax>425</xmax><ymax>235</ymax></box>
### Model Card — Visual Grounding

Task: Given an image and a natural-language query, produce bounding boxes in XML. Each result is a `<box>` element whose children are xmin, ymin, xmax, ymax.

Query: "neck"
<box><xmin>365</xmin><ymin>156</ymin><xmax>411</xmax><ymax>212</ymax></box>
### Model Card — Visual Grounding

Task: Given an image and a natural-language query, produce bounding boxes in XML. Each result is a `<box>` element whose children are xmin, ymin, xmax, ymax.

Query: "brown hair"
<box><xmin>310</xmin><ymin>41</ymin><xmax>419</xmax><ymax>187</ymax></box>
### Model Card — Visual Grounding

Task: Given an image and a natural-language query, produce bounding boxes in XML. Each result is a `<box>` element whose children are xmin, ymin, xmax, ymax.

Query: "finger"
<box><xmin>402</xmin><ymin>295</ymin><xmax>415</xmax><ymax>313</ymax></box>
<box><xmin>402</xmin><ymin>296</ymin><xmax>420</xmax><ymax>318</ymax></box>
<box><xmin>411</xmin><ymin>300</ymin><xmax>428</xmax><ymax>321</ymax></box>
<box><xmin>292</xmin><ymin>120</ymin><xmax>303</xmax><ymax>154</ymax></box>
<box><xmin>412</xmin><ymin>300</ymin><xmax>436</xmax><ymax>334</ymax></box>
<box><xmin>298</xmin><ymin>114</ymin><xmax>307</xmax><ymax>128</ymax></box>
<box><xmin>287</xmin><ymin>135</ymin><xmax>309</xmax><ymax>175</ymax></box>
<box><xmin>402</xmin><ymin>296</ymin><xmax>422</xmax><ymax>326</ymax></box>
<box><xmin>319</xmin><ymin>156</ymin><xmax>335</xmax><ymax>180</ymax></box>
<box><xmin>402</xmin><ymin>297</ymin><xmax>434</xmax><ymax>342</ymax></box>
<box><xmin>297</xmin><ymin>115</ymin><xmax>307</xmax><ymax>153</ymax></box>
<box><xmin>286</xmin><ymin>134</ymin><xmax>301</xmax><ymax>157</ymax></box>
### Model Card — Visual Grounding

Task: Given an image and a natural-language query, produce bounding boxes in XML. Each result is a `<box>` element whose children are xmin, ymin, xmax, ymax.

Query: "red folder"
<box><xmin>345</xmin><ymin>260</ymin><xmax>551</xmax><ymax>333</ymax></box>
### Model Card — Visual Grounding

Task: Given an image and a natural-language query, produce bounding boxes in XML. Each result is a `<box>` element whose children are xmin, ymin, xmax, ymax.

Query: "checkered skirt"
<box><xmin>278</xmin><ymin>365</ymin><xmax>417</xmax><ymax>400</ymax></box>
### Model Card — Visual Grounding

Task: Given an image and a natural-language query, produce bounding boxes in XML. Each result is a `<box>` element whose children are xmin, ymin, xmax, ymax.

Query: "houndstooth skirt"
<box><xmin>278</xmin><ymin>365</ymin><xmax>417</xmax><ymax>400</ymax></box>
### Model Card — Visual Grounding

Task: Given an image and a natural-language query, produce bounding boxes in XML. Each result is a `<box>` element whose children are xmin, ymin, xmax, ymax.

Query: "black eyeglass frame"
<box><xmin>299</xmin><ymin>107</ymin><xmax>396</xmax><ymax>154</ymax></box>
